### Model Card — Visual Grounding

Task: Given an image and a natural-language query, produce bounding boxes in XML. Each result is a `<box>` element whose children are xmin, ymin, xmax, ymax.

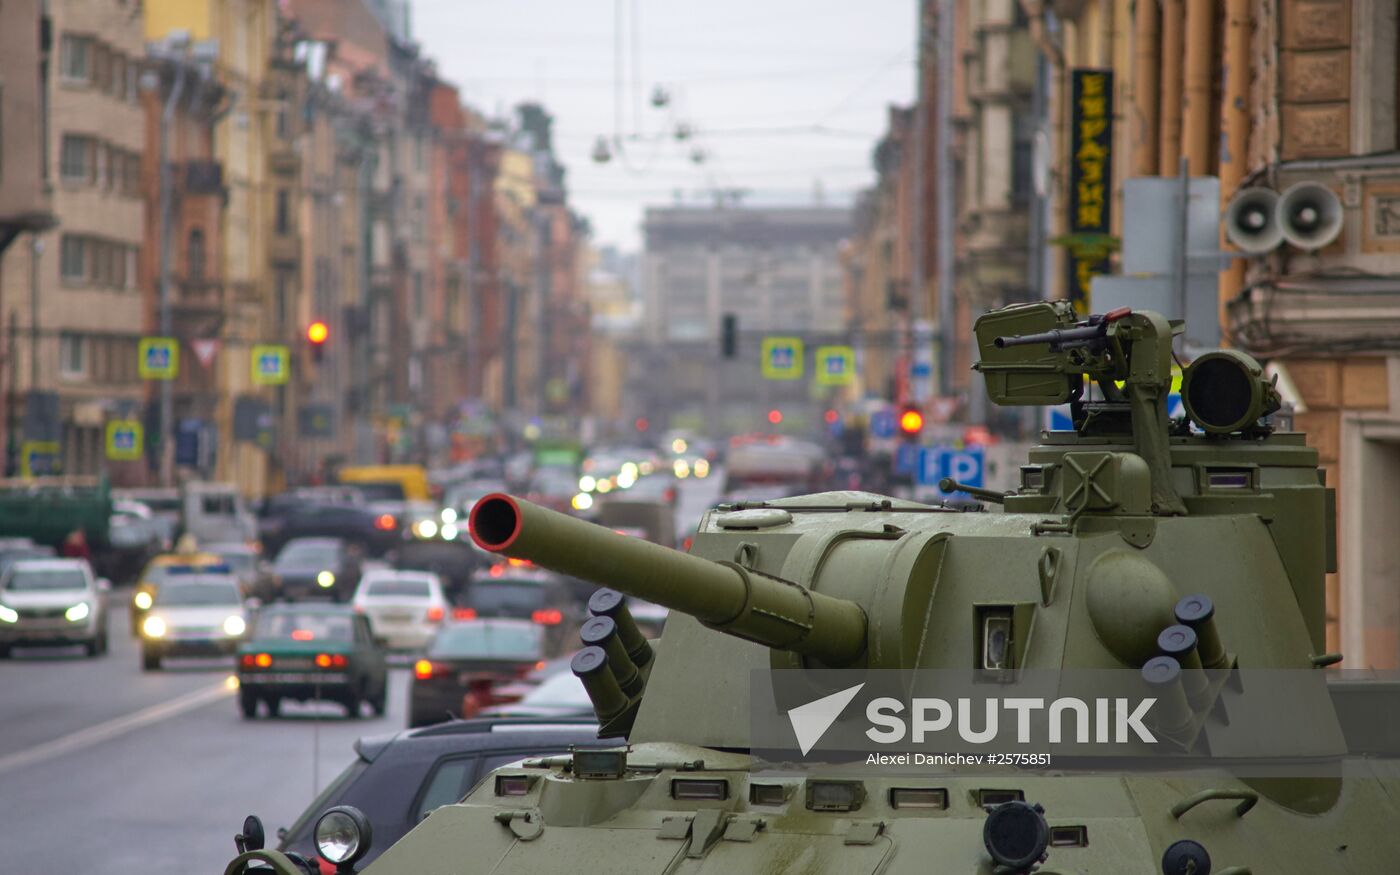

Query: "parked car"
<box><xmin>236</xmin><ymin>604</ymin><xmax>387</xmax><ymax>719</ymax></box>
<box><xmin>138</xmin><ymin>576</ymin><xmax>250</xmax><ymax>670</ymax></box>
<box><xmin>351</xmin><ymin>570</ymin><xmax>447</xmax><ymax>651</ymax></box>
<box><xmin>129</xmin><ymin>551</ymin><xmax>228</xmax><ymax>636</ymax></box>
<box><xmin>270</xmin><ymin>538</ymin><xmax>362</xmax><ymax>602</ymax></box>
<box><xmin>478</xmin><ymin>668</ymin><xmax>593</xmax><ymax>719</ymax></box>
<box><xmin>408</xmin><ymin>619</ymin><xmax>548</xmax><ymax>727</ymax></box>
<box><xmin>460</xmin><ymin>565</ymin><xmax>581</xmax><ymax>655</ymax></box>
<box><xmin>276</xmin><ymin>717</ymin><xmax>600</xmax><ymax>869</ymax></box>
<box><xmin>0</xmin><ymin>558</ymin><xmax>110</xmax><ymax>657</ymax></box>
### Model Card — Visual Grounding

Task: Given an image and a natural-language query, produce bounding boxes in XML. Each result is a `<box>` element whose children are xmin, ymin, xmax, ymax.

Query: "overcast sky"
<box><xmin>411</xmin><ymin>0</ymin><xmax>917</xmax><ymax>251</ymax></box>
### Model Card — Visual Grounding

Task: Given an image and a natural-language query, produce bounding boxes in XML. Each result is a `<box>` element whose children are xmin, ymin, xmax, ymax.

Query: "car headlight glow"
<box><xmin>571</xmin><ymin>492</ymin><xmax>594</xmax><ymax>511</ymax></box>
<box><xmin>441</xmin><ymin>507</ymin><xmax>458</xmax><ymax>524</ymax></box>
<box><xmin>315</xmin><ymin>806</ymin><xmax>372</xmax><ymax>866</ymax></box>
<box><xmin>616</xmin><ymin>471</ymin><xmax>637</xmax><ymax>489</ymax></box>
<box><xmin>317</xmin><ymin>570</ymin><xmax>336</xmax><ymax>588</ymax></box>
<box><xmin>65</xmin><ymin>602</ymin><xmax>90</xmax><ymax>623</ymax></box>
<box><xmin>441</xmin><ymin>522</ymin><xmax>459</xmax><ymax>540</ymax></box>
<box><xmin>142</xmin><ymin>615</ymin><xmax>166</xmax><ymax>638</ymax></box>
<box><xmin>414</xmin><ymin>519</ymin><xmax>438</xmax><ymax>539</ymax></box>
<box><xmin>694</xmin><ymin>458</ymin><xmax>711</xmax><ymax>478</ymax></box>
<box><xmin>578</xmin><ymin>475</ymin><xmax>597</xmax><ymax>492</ymax></box>
<box><xmin>133</xmin><ymin>591</ymin><xmax>153</xmax><ymax>610</ymax></box>
<box><xmin>223</xmin><ymin>615</ymin><xmax>246</xmax><ymax>636</ymax></box>
<box><xmin>0</xmin><ymin>604</ymin><xmax>17</xmax><ymax>624</ymax></box>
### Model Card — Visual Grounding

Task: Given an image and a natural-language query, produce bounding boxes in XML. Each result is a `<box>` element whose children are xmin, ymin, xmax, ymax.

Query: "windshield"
<box><xmin>364</xmin><ymin>579</ymin><xmax>432</xmax><ymax>598</ymax></box>
<box><xmin>274</xmin><ymin>542</ymin><xmax>339</xmax><ymax>569</ymax></box>
<box><xmin>521</xmin><ymin>671</ymin><xmax>591</xmax><ymax>707</ymax></box>
<box><xmin>254</xmin><ymin>612</ymin><xmax>353</xmax><ymax>642</ymax></box>
<box><xmin>155</xmin><ymin>582</ymin><xmax>241</xmax><ymax>606</ymax></box>
<box><xmin>4</xmin><ymin>568</ymin><xmax>87</xmax><ymax>591</ymax></box>
<box><xmin>464</xmin><ymin>580</ymin><xmax>547</xmax><ymax>614</ymax></box>
<box><xmin>429</xmin><ymin>623</ymin><xmax>542</xmax><ymax>660</ymax></box>
<box><xmin>209</xmin><ymin>552</ymin><xmax>255</xmax><ymax>572</ymax></box>
<box><xmin>346</xmin><ymin>482</ymin><xmax>405</xmax><ymax>502</ymax></box>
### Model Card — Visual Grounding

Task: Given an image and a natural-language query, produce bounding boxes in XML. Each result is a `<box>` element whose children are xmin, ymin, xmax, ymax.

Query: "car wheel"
<box><xmin>96</xmin><ymin>627</ymin><xmax>109</xmax><ymax>656</ymax></box>
<box><xmin>264</xmin><ymin>696</ymin><xmax>281</xmax><ymax>718</ymax></box>
<box><xmin>83</xmin><ymin>638</ymin><xmax>98</xmax><ymax>658</ymax></box>
<box><xmin>239</xmin><ymin>690</ymin><xmax>258</xmax><ymax>719</ymax></box>
<box><xmin>370</xmin><ymin>684</ymin><xmax>387</xmax><ymax>717</ymax></box>
<box><xmin>141</xmin><ymin>648</ymin><xmax>161</xmax><ymax>671</ymax></box>
<box><xmin>343</xmin><ymin>685</ymin><xmax>364</xmax><ymax>719</ymax></box>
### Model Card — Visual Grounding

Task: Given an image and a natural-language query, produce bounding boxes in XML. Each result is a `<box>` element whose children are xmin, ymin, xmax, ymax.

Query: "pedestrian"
<box><xmin>62</xmin><ymin>528</ymin><xmax>91</xmax><ymax>561</ymax></box>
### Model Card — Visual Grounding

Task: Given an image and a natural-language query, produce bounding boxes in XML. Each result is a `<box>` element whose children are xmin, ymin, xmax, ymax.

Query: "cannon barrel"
<box><xmin>469</xmin><ymin>494</ymin><xmax>868</xmax><ymax>666</ymax></box>
<box><xmin>994</xmin><ymin>323</ymin><xmax>1106</xmax><ymax>349</ymax></box>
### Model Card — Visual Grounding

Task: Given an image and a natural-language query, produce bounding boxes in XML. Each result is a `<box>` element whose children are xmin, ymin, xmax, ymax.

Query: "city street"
<box><xmin>0</xmin><ymin>602</ymin><xmax>409</xmax><ymax>873</ymax></box>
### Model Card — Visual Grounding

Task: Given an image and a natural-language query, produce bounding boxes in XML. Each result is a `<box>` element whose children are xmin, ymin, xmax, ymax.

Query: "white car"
<box><xmin>352</xmin><ymin>570</ymin><xmax>447</xmax><ymax>650</ymax></box>
<box><xmin>0</xmin><ymin>559</ymin><xmax>110</xmax><ymax>657</ymax></box>
<box><xmin>138</xmin><ymin>575</ymin><xmax>250</xmax><ymax>670</ymax></box>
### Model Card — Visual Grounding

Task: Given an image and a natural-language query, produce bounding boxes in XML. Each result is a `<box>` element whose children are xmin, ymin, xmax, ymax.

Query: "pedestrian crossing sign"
<box><xmin>814</xmin><ymin>345</ymin><xmax>855</xmax><ymax>386</ymax></box>
<box><xmin>105</xmin><ymin>420</ymin><xmax>143</xmax><ymax>461</ymax></box>
<box><xmin>138</xmin><ymin>337</ymin><xmax>179</xmax><ymax>380</ymax></box>
<box><xmin>251</xmin><ymin>345</ymin><xmax>290</xmax><ymax>385</ymax></box>
<box><xmin>760</xmin><ymin>337</ymin><xmax>804</xmax><ymax>380</ymax></box>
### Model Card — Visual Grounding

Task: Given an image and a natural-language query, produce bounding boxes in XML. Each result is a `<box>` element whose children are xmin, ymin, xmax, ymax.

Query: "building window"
<box><xmin>275</xmin><ymin>188</ymin><xmax>290</xmax><ymax>233</ymax></box>
<box><xmin>60</xmin><ymin>334</ymin><xmax>86</xmax><ymax>378</ymax></box>
<box><xmin>187</xmin><ymin>228</ymin><xmax>206</xmax><ymax>281</ymax></box>
<box><xmin>60</xmin><ymin>236</ymin><xmax>86</xmax><ymax>281</ymax></box>
<box><xmin>60</xmin><ymin>135</ymin><xmax>93</xmax><ymax>182</ymax></box>
<box><xmin>413</xmin><ymin>272</ymin><xmax>425</xmax><ymax>318</ymax></box>
<box><xmin>111</xmin><ymin>54</ymin><xmax>127</xmax><ymax>100</ymax></box>
<box><xmin>60</xmin><ymin>35</ymin><xmax>92</xmax><ymax>84</ymax></box>
<box><xmin>125</xmin><ymin>247</ymin><xmax>138</xmax><ymax>290</ymax></box>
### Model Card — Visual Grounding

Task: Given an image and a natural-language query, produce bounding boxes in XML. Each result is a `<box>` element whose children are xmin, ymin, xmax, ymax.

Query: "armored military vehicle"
<box><xmin>225</xmin><ymin>303</ymin><xmax>1399</xmax><ymax>874</ymax></box>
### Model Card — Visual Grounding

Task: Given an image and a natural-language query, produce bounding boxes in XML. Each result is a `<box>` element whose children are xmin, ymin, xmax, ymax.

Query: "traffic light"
<box><xmin>307</xmin><ymin>320</ymin><xmax>329</xmax><ymax>363</ymax></box>
<box><xmin>720</xmin><ymin>313</ymin><xmax>737</xmax><ymax>359</ymax></box>
<box><xmin>898</xmin><ymin>404</ymin><xmax>924</xmax><ymax>437</ymax></box>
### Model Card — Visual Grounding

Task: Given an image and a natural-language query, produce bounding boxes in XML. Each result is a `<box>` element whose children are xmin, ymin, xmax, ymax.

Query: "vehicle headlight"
<box><xmin>317</xmin><ymin>570</ymin><xmax>336</xmax><ymax>588</ymax></box>
<box><xmin>441</xmin><ymin>507</ymin><xmax>458</xmax><ymax>524</ymax></box>
<box><xmin>578</xmin><ymin>475</ymin><xmax>597</xmax><ymax>492</ymax></box>
<box><xmin>223</xmin><ymin>615</ymin><xmax>246</xmax><ymax>636</ymax></box>
<box><xmin>142</xmin><ymin>615</ymin><xmax>166</xmax><ymax>638</ymax></box>
<box><xmin>0</xmin><ymin>604</ymin><xmax>17</xmax><ymax>624</ymax></box>
<box><xmin>133</xmin><ymin>591</ymin><xmax>153</xmax><ymax>610</ymax></box>
<box><xmin>65</xmin><ymin>602</ymin><xmax>90</xmax><ymax>623</ymax></box>
<box><xmin>414</xmin><ymin>519</ymin><xmax>438</xmax><ymax>539</ymax></box>
<box><xmin>441</xmin><ymin>522</ymin><xmax>459</xmax><ymax>540</ymax></box>
<box><xmin>315</xmin><ymin>806</ymin><xmax>373</xmax><ymax>867</ymax></box>
<box><xmin>571</xmin><ymin>492</ymin><xmax>594</xmax><ymax>511</ymax></box>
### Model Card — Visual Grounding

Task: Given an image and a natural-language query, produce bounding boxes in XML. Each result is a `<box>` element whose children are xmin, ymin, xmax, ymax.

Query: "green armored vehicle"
<box><xmin>225</xmin><ymin>303</ymin><xmax>1400</xmax><ymax>875</ymax></box>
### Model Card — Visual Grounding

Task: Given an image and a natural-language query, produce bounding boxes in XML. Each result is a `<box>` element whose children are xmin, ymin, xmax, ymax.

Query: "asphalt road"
<box><xmin>0</xmin><ymin>601</ymin><xmax>410</xmax><ymax>873</ymax></box>
<box><xmin>0</xmin><ymin>473</ymin><xmax>721</xmax><ymax>872</ymax></box>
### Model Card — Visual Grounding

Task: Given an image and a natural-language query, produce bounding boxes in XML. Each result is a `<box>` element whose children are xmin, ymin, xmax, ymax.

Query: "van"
<box><xmin>180</xmin><ymin>482</ymin><xmax>257</xmax><ymax>545</ymax></box>
<box><xmin>336</xmin><ymin>465</ymin><xmax>432</xmax><ymax>502</ymax></box>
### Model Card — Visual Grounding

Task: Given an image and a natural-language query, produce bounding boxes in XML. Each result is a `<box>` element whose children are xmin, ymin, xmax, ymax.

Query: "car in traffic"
<box><xmin>276</xmin><ymin>717</ymin><xmax>600</xmax><ymax>870</ymax></box>
<box><xmin>203</xmin><ymin>541</ymin><xmax>271</xmax><ymax>601</ymax></box>
<box><xmin>236</xmin><ymin>604</ymin><xmax>388</xmax><ymax>719</ymax></box>
<box><xmin>478</xmin><ymin>667</ymin><xmax>594</xmax><ymax>719</ymax></box>
<box><xmin>0</xmin><ymin>539</ymin><xmax>56</xmax><ymax>579</ymax></box>
<box><xmin>0</xmin><ymin>558</ymin><xmax>110</xmax><ymax>657</ymax></box>
<box><xmin>138</xmin><ymin>576</ymin><xmax>250</xmax><ymax>670</ymax></box>
<box><xmin>393</xmin><ymin>538</ymin><xmax>482</xmax><ymax>602</ymax></box>
<box><xmin>408</xmin><ymin>619</ymin><xmax>548</xmax><ymax>727</ymax></box>
<box><xmin>460</xmin><ymin>564</ymin><xmax>580</xmax><ymax>654</ymax></box>
<box><xmin>129</xmin><ymin>551</ymin><xmax>229</xmax><ymax>635</ymax></box>
<box><xmin>261</xmin><ymin>502</ymin><xmax>401</xmax><ymax>559</ymax></box>
<box><xmin>270</xmin><ymin>538</ymin><xmax>362</xmax><ymax>602</ymax></box>
<box><xmin>350</xmin><ymin>570</ymin><xmax>447</xmax><ymax>651</ymax></box>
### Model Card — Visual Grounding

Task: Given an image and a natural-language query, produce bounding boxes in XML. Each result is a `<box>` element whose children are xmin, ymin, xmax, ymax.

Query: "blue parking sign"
<box><xmin>918</xmin><ymin>446</ymin><xmax>984</xmax><ymax>491</ymax></box>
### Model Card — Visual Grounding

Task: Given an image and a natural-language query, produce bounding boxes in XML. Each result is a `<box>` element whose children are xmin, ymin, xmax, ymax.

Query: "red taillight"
<box><xmin>426</xmin><ymin>606</ymin><xmax>445</xmax><ymax>622</ymax></box>
<box><xmin>291</xmin><ymin>629</ymin><xmax>314</xmax><ymax>641</ymax></box>
<box><xmin>531</xmin><ymin>608</ymin><xmax>563</xmax><ymax>626</ymax></box>
<box><xmin>452</xmin><ymin>607</ymin><xmax>477</xmax><ymax>620</ymax></box>
<box><xmin>488</xmin><ymin>565</ymin><xmax>504</xmax><ymax>577</ymax></box>
<box><xmin>374</xmin><ymin>513</ymin><xmax>397</xmax><ymax>531</ymax></box>
<box><xmin>315</xmin><ymin>653</ymin><xmax>347</xmax><ymax>669</ymax></box>
<box><xmin>414</xmin><ymin>659</ymin><xmax>436</xmax><ymax>680</ymax></box>
<box><xmin>682</xmin><ymin>537</ymin><xmax>694</xmax><ymax>552</ymax></box>
<box><xmin>240</xmin><ymin>654</ymin><xmax>256</xmax><ymax>668</ymax></box>
<box><xmin>255</xmin><ymin>653</ymin><xmax>273</xmax><ymax>668</ymax></box>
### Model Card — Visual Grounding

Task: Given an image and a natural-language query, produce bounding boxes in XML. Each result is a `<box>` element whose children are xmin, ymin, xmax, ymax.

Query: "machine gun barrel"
<box><xmin>993</xmin><ymin>323</ymin><xmax>1106</xmax><ymax>349</ymax></box>
<box><xmin>469</xmin><ymin>494</ymin><xmax>867</xmax><ymax>666</ymax></box>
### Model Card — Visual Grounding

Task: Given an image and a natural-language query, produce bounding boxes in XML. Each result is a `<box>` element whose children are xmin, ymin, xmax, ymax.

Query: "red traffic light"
<box><xmin>634</xmin><ymin>417</ymin><xmax>649</xmax><ymax>432</ymax></box>
<box><xmin>824</xmin><ymin>408</ymin><xmax>840</xmax><ymax>425</ymax></box>
<box><xmin>767</xmin><ymin>409</ymin><xmax>783</xmax><ymax>425</ymax></box>
<box><xmin>306</xmin><ymin>321</ymin><xmax>329</xmax><ymax>345</ymax></box>
<box><xmin>898</xmin><ymin>406</ymin><xmax>924</xmax><ymax>435</ymax></box>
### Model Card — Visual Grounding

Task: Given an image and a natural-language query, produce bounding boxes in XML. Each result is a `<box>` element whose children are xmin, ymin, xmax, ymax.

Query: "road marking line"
<box><xmin>0</xmin><ymin>681</ymin><xmax>234</xmax><ymax>776</ymax></box>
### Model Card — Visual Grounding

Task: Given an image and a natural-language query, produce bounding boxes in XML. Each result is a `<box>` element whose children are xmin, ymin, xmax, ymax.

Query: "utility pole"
<box><xmin>909</xmin><ymin>0</ymin><xmax>928</xmax><ymax>404</ymax></box>
<box><xmin>28</xmin><ymin>236</ymin><xmax>42</xmax><ymax>397</ymax></box>
<box><xmin>353</xmin><ymin>138</ymin><xmax>377</xmax><ymax>464</ymax></box>
<box><xmin>156</xmin><ymin>57</ymin><xmax>188</xmax><ymax>486</ymax></box>
<box><xmin>935</xmin><ymin>0</ymin><xmax>959</xmax><ymax>407</ymax></box>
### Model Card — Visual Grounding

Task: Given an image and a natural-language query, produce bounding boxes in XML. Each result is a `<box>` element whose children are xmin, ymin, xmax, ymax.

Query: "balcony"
<box><xmin>268</xmin><ymin>232</ymin><xmax>300</xmax><ymax>267</ymax></box>
<box><xmin>268</xmin><ymin>146</ymin><xmax>299</xmax><ymax>177</ymax></box>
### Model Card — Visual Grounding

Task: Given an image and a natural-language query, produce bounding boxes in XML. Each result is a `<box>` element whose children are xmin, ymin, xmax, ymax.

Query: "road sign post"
<box><xmin>760</xmin><ymin>337</ymin><xmax>804</xmax><ymax>380</ymax></box>
<box><xmin>105</xmin><ymin>420</ymin><xmax>144</xmax><ymax>461</ymax></box>
<box><xmin>138</xmin><ymin>337</ymin><xmax>179</xmax><ymax>381</ymax></box>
